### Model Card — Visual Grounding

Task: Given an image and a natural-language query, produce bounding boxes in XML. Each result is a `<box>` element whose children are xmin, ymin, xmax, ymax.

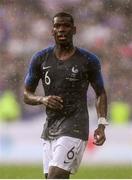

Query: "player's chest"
<box><xmin>40</xmin><ymin>58</ymin><xmax>88</xmax><ymax>86</ymax></box>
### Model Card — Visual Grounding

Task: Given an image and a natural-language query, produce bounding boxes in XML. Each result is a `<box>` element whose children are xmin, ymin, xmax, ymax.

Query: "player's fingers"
<box><xmin>52</xmin><ymin>96</ymin><xmax>63</xmax><ymax>103</ymax></box>
<box><xmin>94</xmin><ymin>130</ymin><xmax>99</xmax><ymax>138</ymax></box>
<box><xmin>46</xmin><ymin>99</ymin><xmax>63</xmax><ymax>109</ymax></box>
<box><xmin>94</xmin><ymin>131</ymin><xmax>105</xmax><ymax>140</ymax></box>
<box><xmin>93</xmin><ymin>141</ymin><xmax>103</xmax><ymax>146</ymax></box>
<box><xmin>47</xmin><ymin>104</ymin><xmax>57</xmax><ymax>109</ymax></box>
<box><xmin>93</xmin><ymin>137</ymin><xmax>106</xmax><ymax>146</ymax></box>
<box><xmin>94</xmin><ymin>133</ymin><xmax>102</xmax><ymax>141</ymax></box>
<box><xmin>93</xmin><ymin>134</ymin><xmax>105</xmax><ymax>144</ymax></box>
<box><xmin>49</xmin><ymin>99</ymin><xmax>63</xmax><ymax>109</ymax></box>
<box><xmin>46</xmin><ymin>101</ymin><xmax>60</xmax><ymax>109</ymax></box>
<box><xmin>97</xmin><ymin>134</ymin><xmax>103</xmax><ymax>141</ymax></box>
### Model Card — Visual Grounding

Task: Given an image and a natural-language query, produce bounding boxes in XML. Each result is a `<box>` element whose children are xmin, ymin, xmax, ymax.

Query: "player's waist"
<box><xmin>46</xmin><ymin>102</ymin><xmax>86</xmax><ymax>119</ymax></box>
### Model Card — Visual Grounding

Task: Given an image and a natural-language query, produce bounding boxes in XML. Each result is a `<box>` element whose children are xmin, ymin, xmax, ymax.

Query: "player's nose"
<box><xmin>58</xmin><ymin>25</ymin><xmax>65</xmax><ymax>32</ymax></box>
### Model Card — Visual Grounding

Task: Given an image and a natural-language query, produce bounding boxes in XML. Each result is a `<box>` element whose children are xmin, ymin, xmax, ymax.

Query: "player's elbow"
<box><xmin>102</xmin><ymin>89</ymin><xmax>107</xmax><ymax>97</ymax></box>
<box><xmin>23</xmin><ymin>90</ymin><xmax>30</xmax><ymax>104</ymax></box>
<box><xmin>96</xmin><ymin>88</ymin><xmax>107</xmax><ymax>99</ymax></box>
<box><xmin>23</xmin><ymin>96</ymin><xmax>28</xmax><ymax>104</ymax></box>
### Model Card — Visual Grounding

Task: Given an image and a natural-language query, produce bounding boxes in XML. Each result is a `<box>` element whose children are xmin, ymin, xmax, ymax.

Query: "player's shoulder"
<box><xmin>33</xmin><ymin>46</ymin><xmax>54</xmax><ymax>59</ymax></box>
<box><xmin>30</xmin><ymin>46</ymin><xmax>54</xmax><ymax>66</ymax></box>
<box><xmin>77</xmin><ymin>47</ymin><xmax>100</xmax><ymax>65</ymax></box>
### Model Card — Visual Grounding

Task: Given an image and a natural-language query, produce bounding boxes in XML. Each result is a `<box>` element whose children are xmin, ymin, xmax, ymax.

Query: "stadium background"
<box><xmin>0</xmin><ymin>0</ymin><xmax>132</xmax><ymax>178</ymax></box>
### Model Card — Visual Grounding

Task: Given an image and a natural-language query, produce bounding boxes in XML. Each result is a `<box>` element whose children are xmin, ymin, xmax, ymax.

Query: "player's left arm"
<box><xmin>93</xmin><ymin>88</ymin><xmax>107</xmax><ymax>146</ymax></box>
<box><xmin>89</xmin><ymin>57</ymin><xmax>108</xmax><ymax>146</ymax></box>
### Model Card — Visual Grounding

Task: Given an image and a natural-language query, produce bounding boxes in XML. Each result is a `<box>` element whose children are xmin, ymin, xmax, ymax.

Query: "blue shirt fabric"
<box><xmin>25</xmin><ymin>46</ymin><xmax>104</xmax><ymax>140</ymax></box>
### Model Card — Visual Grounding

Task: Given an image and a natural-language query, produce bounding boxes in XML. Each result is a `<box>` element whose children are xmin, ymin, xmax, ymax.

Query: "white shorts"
<box><xmin>42</xmin><ymin>136</ymin><xmax>87</xmax><ymax>174</ymax></box>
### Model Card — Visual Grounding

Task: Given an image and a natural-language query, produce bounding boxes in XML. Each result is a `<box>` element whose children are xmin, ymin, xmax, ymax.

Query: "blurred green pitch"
<box><xmin>0</xmin><ymin>165</ymin><xmax>132</xmax><ymax>179</ymax></box>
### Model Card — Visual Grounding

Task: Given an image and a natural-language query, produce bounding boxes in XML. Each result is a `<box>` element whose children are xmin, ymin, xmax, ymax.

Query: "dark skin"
<box><xmin>24</xmin><ymin>16</ymin><xmax>107</xmax><ymax>179</ymax></box>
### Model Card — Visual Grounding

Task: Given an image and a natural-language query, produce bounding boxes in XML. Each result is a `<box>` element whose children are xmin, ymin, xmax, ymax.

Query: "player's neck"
<box><xmin>54</xmin><ymin>43</ymin><xmax>75</xmax><ymax>60</ymax></box>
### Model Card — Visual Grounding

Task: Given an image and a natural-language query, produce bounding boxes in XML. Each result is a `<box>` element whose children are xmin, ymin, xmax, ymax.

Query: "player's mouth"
<box><xmin>57</xmin><ymin>35</ymin><xmax>67</xmax><ymax>40</ymax></box>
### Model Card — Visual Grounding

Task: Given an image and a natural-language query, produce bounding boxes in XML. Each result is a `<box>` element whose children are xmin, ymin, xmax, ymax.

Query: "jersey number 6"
<box><xmin>67</xmin><ymin>146</ymin><xmax>75</xmax><ymax>160</ymax></box>
<box><xmin>45</xmin><ymin>71</ymin><xmax>51</xmax><ymax>85</ymax></box>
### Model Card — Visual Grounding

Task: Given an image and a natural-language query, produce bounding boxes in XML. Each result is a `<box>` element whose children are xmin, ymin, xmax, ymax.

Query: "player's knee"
<box><xmin>48</xmin><ymin>166</ymin><xmax>70</xmax><ymax>179</ymax></box>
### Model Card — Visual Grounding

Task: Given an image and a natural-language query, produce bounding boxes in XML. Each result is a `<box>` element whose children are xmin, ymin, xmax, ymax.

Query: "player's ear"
<box><xmin>73</xmin><ymin>26</ymin><xmax>76</xmax><ymax>35</ymax></box>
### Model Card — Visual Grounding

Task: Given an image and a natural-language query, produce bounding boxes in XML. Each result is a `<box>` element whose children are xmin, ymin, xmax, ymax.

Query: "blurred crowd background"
<box><xmin>0</xmin><ymin>0</ymin><xmax>131</xmax><ymax>124</ymax></box>
<box><xmin>0</xmin><ymin>1</ymin><xmax>132</xmax><ymax>174</ymax></box>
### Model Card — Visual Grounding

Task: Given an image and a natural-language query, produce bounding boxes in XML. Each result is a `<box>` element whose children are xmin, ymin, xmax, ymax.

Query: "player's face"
<box><xmin>52</xmin><ymin>16</ymin><xmax>76</xmax><ymax>45</ymax></box>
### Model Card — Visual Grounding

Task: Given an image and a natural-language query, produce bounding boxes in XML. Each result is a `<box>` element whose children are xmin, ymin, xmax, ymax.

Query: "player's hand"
<box><xmin>40</xmin><ymin>95</ymin><xmax>63</xmax><ymax>110</ymax></box>
<box><xmin>93</xmin><ymin>124</ymin><xmax>106</xmax><ymax>146</ymax></box>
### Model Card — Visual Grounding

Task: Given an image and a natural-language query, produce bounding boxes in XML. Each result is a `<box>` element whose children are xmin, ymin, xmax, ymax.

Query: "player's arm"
<box><xmin>24</xmin><ymin>86</ymin><xmax>43</xmax><ymax>105</ymax></box>
<box><xmin>93</xmin><ymin>88</ymin><xmax>107</xmax><ymax>146</ymax></box>
<box><xmin>89</xmin><ymin>57</ymin><xmax>108</xmax><ymax>146</ymax></box>
<box><xmin>24</xmin><ymin>86</ymin><xmax>63</xmax><ymax>109</ymax></box>
<box><xmin>24</xmin><ymin>53</ymin><xmax>63</xmax><ymax>109</ymax></box>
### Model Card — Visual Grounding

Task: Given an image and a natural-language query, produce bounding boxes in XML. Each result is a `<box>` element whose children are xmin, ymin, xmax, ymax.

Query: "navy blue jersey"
<box><xmin>25</xmin><ymin>46</ymin><xmax>104</xmax><ymax>140</ymax></box>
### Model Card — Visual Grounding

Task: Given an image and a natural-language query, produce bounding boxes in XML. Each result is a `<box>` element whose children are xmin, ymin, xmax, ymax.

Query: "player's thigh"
<box><xmin>49</xmin><ymin>136</ymin><xmax>87</xmax><ymax>173</ymax></box>
<box><xmin>72</xmin><ymin>139</ymin><xmax>87</xmax><ymax>174</ymax></box>
<box><xmin>42</xmin><ymin>140</ymin><xmax>52</xmax><ymax>174</ymax></box>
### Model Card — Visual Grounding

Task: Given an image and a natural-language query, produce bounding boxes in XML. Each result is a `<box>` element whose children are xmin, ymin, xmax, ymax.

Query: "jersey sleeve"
<box><xmin>24</xmin><ymin>52</ymin><xmax>41</xmax><ymax>92</ymax></box>
<box><xmin>88</xmin><ymin>55</ymin><xmax>104</xmax><ymax>96</ymax></box>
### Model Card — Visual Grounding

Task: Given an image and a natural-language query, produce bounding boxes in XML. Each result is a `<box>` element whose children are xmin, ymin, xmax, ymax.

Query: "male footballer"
<box><xmin>24</xmin><ymin>12</ymin><xmax>108</xmax><ymax>179</ymax></box>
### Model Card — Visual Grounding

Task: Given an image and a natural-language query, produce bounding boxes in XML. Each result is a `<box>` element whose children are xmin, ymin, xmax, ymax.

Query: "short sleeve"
<box><xmin>88</xmin><ymin>55</ymin><xmax>104</xmax><ymax>96</ymax></box>
<box><xmin>24</xmin><ymin>52</ymin><xmax>41</xmax><ymax>92</ymax></box>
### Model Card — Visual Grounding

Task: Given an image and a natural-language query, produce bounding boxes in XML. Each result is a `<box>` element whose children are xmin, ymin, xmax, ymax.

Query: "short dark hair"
<box><xmin>53</xmin><ymin>12</ymin><xmax>74</xmax><ymax>25</ymax></box>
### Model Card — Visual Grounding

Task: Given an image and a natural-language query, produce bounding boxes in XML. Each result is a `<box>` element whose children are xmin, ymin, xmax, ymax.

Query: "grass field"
<box><xmin>0</xmin><ymin>165</ymin><xmax>132</xmax><ymax>179</ymax></box>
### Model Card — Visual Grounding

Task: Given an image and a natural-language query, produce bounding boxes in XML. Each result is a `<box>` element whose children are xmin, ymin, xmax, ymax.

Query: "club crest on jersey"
<box><xmin>66</xmin><ymin>66</ymin><xmax>79</xmax><ymax>81</ymax></box>
<box><xmin>71</xmin><ymin>66</ymin><xmax>79</xmax><ymax>78</ymax></box>
<box><xmin>72</xmin><ymin>66</ymin><xmax>78</xmax><ymax>73</ymax></box>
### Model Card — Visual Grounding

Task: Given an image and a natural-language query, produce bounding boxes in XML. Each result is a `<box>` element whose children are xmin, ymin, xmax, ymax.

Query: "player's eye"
<box><xmin>54</xmin><ymin>24</ymin><xmax>60</xmax><ymax>28</ymax></box>
<box><xmin>54</xmin><ymin>23</ymin><xmax>71</xmax><ymax>29</ymax></box>
<box><xmin>64</xmin><ymin>23</ymin><xmax>73</xmax><ymax>28</ymax></box>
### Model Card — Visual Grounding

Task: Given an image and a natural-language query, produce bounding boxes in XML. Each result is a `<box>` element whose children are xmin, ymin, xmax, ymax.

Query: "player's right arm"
<box><xmin>24</xmin><ymin>52</ymin><xmax>63</xmax><ymax>109</ymax></box>
<box><xmin>24</xmin><ymin>87</ymin><xmax>63</xmax><ymax>109</ymax></box>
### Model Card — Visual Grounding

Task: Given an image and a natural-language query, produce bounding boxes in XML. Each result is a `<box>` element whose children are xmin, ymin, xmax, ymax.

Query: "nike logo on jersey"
<box><xmin>43</xmin><ymin>66</ymin><xmax>51</xmax><ymax>70</ymax></box>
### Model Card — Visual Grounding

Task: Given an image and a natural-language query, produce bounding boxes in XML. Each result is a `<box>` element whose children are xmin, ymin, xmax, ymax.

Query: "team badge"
<box><xmin>72</xmin><ymin>66</ymin><xmax>78</xmax><ymax>73</ymax></box>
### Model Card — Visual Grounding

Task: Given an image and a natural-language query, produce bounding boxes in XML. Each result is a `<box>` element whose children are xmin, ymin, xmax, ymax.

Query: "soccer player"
<box><xmin>24</xmin><ymin>12</ymin><xmax>108</xmax><ymax>179</ymax></box>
